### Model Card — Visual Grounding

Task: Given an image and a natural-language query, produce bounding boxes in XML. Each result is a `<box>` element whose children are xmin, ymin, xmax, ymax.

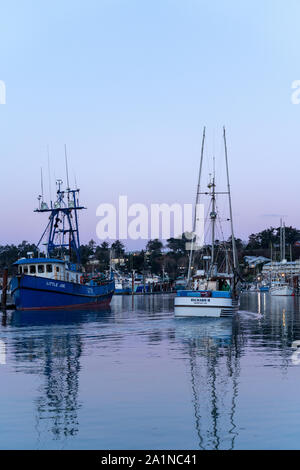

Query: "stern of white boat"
<box><xmin>174</xmin><ymin>293</ymin><xmax>239</xmax><ymax>318</ymax></box>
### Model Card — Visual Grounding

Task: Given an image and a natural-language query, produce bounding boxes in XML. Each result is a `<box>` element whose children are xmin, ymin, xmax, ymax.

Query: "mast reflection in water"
<box><xmin>176</xmin><ymin>317</ymin><xmax>244</xmax><ymax>450</ymax></box>
<box><xmin>8</xmin><ymin>309</ymin><xmax>110</xmax><ymax>446</ymax></box>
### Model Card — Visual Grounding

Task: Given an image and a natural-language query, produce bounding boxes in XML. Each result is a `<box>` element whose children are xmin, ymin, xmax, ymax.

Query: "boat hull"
<box><xmin>174</xmin><ymin>292</ymin><xmax>239</xmax><ymax>318</ymax></box>
<box><xmin>260</xmin><ymin>286</ymin><xmax>270</xmax><ymax>292</ymax></box>
<box><xmin>10</xmin><ymin>275</ymin><xmax>115</xmax><ymax>310</ymax></box>
<box><xmin>269</xmin><ymin>285</ymin><xmax>294</xmax><ymax>296</ymax></box>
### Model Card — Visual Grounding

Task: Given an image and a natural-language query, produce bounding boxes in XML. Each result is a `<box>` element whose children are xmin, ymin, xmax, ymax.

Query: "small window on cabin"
<box><xmin>30</xmin><ymin>265</ymin><xmax>36</xmax><ymax>274</ymax></box>
<box><xmin>18</xmin><ymin>266</ymin><xmax>22</xmax><ymax>274</ymax></box>
<box><xmin>46</xmin><ymin>264</ymin><xmax>52</xmax><ymax>273</ymax></box>
<box><xmin>56</xmin><ymin>266</ymin><xmax>60</xmax><ymax>272</ymax></box>
<box><xmin>24</xmin><ymin>266</ymin><xmax>28</xmax><ymax>274</ymax></box>
<box><xmin>38</xmin><ymin>265</ymin><xmax>45</xmax><ymax>273</ymax></box>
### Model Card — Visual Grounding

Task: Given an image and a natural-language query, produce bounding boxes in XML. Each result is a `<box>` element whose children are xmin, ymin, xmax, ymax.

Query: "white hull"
<box><xmin>269</xmin><ymin>285</ymin><xmax>294</xmax><ymax>296</ymax></box>
<box><xmin>174</xmin><ymin>296</ymin><xmax>239</xmax><ymax>318</ymax></box>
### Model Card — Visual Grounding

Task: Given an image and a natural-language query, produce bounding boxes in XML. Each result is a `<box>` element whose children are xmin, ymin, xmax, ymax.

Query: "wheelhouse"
<box><xmin>14</xmin><ymin>258</ymin><xmax>82</xmax><ymax>283</ymax></box>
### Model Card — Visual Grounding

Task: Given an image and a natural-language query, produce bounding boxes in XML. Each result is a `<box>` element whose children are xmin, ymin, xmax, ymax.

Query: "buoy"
<box><xmin>291</xmin><ymin>340</ymin><xmax>300</xmax><ymax>350</ymax></box>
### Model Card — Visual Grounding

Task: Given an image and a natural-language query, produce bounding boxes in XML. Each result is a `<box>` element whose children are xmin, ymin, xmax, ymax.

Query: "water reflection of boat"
<box><xmin>10</xmin><ymin>306</ymin><xmax>112</xmax><ymax>327</ymax></box>
<box><xmin>175</xmin><ymin>317</ymin><xmax>233</xmax><ymax>347</ymax></box>
<box><xmin>175</xmin><ymin>317</ymin><xmax>242</xmax><ymax>449</ymax></box>
<box><xmin>7</xmin><ymin>307</ymin><xmax>112</xmax><ymax>446</ymax></box>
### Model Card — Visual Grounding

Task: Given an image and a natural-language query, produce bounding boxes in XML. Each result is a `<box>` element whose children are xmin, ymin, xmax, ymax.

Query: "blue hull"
<box><xmin>10</xmin><ymin>275</ymin><xmax>115</xmax><ymax>310</ymax></box>
<box><xmin>260</xmin><ymin>286</ymin><xmax>270</xmax><ymax>292</ymax></box>
<box><xmin>115</xmin><ymin>287</ymin><xmax>131</xmax><ymax>294</ymax></box>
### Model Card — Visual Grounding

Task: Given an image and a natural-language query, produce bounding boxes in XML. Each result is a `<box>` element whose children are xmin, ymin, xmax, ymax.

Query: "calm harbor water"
<box><xmin>0</xmin><ymin>292</ymin><xmax>300</xmax><ymax>450</ymax></box>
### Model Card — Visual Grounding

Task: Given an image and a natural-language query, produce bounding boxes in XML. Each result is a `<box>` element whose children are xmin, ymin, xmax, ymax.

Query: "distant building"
<box><xmin>262</xmin><ymin>259</ymin><xmax>300</xmax><ymax>278</ymax></box>
<box><xmin>244</xmin><ymin>256</ymin><xmax>271</xmax><ymax>268</ymax></box>
<box><xmin>112</xmin><ymin>258</ymin><xmax>125</xmax><ymax>266</ymax></box>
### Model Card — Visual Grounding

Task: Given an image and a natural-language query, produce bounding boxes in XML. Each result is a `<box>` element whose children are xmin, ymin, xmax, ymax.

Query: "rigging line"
<box><xmin>215</xmin><ymin>200</ymin><xmax>226</xmax><ymax>244</ymax></box>
<box><xmin>203</xmin><ymin>199</ymin><xmax>213</xmax><ymax>246</ymax></box>
<box><xmin>36</xmin><ymin>218</ymin><xmax>52</xmax><ymax>249</ymax></box>
<box><xmin>187</xmin><ymin>127</ymin><xmax>205</xmax><ymax>286</ymax></box>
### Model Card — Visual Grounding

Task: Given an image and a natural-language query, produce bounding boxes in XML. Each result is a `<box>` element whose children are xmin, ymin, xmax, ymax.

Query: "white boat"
<box><xmin>174</xmin><ymin>127</ymin><xmax>240</xmax><ymax>318</ymax></box>
<box><xmin>269</xmin><ymin>282</ymin><xmax>294</xmax><ymax>296</ymax></box>
<box><xmin>175</xmin><ymin>288</ymin><xmax>239</xmax><ymax>317</ymax></box>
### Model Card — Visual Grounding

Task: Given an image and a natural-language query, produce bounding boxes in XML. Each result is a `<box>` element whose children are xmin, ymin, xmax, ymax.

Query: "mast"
<box><xmin>283</xmin><ymin>221</ymin><xmax>286</xmax><ymax>261</ymax></box>
<box><xmin>35</xmin><ymin>182</ymin><xmax>86</xmax><ymax>264</ymax></box>
<box><xmin>187</xmin><ymin>127</ymin><xmax>206</xmax><ymax>286</ymax></box>
<box><xmin>280</xmin><ymin>219</ymin><xmax>283</xmax><ymax>261</ymax></box>
<box><xmin>223</xmin><ymin>127</ymin><xmax>238</xmax><ymax>273</ymax></box>
<box><xmin>208</xmin><ymin>174</ymin><xmax>217</xmax><ymax>271</ymax></box>
<box><xmin>65</xmin><ymin>144</ymin><xmax>70</xmax><ymax>191</ymax></box>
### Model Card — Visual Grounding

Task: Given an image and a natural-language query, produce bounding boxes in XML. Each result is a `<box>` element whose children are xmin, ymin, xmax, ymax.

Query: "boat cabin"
<box><xmin>192</xmin><ymin>272</ymin><xmax>232</xmax><ymax>292</ymax></box>
<box><xmin>14</xmin><ymin>258</ymin><xmax>82</xmax><ymax>284</ymax></box>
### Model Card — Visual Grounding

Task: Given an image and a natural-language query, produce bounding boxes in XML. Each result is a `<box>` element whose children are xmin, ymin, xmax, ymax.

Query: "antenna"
<box><xmin>40</xmin><ymin>167</ymin><xmax>44</xmax><ymax>202</ymax></box>
<box><xmin>64</xmin><ymin>144</ymin><xmax>70</xmax><ymax>190</ymax></box>
<box><xmin>47</xmin><ymin>145</ymin><xmax>52</xmax><ymax>206</ymax></box>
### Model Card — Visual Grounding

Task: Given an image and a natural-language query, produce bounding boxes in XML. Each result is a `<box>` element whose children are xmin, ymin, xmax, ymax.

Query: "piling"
<box><xmin>1</xmin><ymin>268</ymin><xmax>8</xmax><ymax>310</ymax></box>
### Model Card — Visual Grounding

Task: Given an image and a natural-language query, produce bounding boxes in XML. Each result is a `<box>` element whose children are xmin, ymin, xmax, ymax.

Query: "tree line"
<box><xmin>1</xmin><ymin>225</ymin><xmax>300</xmax><ymax>277</ymax></box>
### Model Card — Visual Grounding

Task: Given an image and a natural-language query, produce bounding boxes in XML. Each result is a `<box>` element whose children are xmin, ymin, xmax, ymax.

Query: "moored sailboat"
<box><xmin>269</xmin><ymin>221</ymin><xmax>294</xmax><ymax>296</ymax></box>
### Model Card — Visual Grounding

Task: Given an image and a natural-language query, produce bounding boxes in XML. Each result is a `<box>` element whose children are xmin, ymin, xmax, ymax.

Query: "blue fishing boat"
<box><xmin>11</xmin><ymin>180</ymin><xmax>114</xmax><ymax>310</ymax></box>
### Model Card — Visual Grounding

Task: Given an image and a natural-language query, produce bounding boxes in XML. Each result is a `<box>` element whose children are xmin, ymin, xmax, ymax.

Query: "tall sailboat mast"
<box><xmin>223</xmin><ymin>127</ymin><xmax>238</xmax><ymax>273</ymax></box>
<box><xmin>187</xmin><ymin>126</ymin><xmax>206</xmax><ymax>286</ymax></box>
<box><xmin>280</xmin><ymin>218</ymin><xmax>286</xmax><ymax>261</ymax></box>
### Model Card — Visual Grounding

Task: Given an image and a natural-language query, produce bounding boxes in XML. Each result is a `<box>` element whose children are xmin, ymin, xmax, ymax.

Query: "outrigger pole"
<box><xmin>35</xmin><ymin>184</ymin><xmax>86</xmax><ymax>264</ymax></box>
<box><xmin>187</xmin><ymin>126</ymin><xmax>206</xmax><ymax>287</ymax></box>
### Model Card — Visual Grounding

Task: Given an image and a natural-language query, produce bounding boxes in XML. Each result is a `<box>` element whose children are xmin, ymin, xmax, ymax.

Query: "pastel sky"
<box><xmin>1</xmin><ymin>0</ymin><xmax>300</xmax><ymax>249</ymax></box>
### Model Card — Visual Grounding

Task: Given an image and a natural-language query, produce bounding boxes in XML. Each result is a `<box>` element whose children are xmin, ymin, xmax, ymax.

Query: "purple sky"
<box><xmin>1</xmin><ymin>1</ymin><xmax>300</xmax><ymax>250</ymax></box>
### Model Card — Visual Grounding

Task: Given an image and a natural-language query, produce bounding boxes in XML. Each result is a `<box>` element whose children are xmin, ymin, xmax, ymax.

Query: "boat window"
<box><xmin>30</xmin><ymin>265</ymin><xmax>36</xmax><ymax>274</ymax></box>
<box><xmin>38</xmin><ymin>265</ymin><xmax>45</xmax><ymax>273</ymax></box>
<box><xmin>18</xmin><ymin>266</ymin><xmax>22</xmax><ymax>274</ymax></box>
<box><xmin>46</xmin><ymin>264</ymin><xmax>52</xmax><ymax>273</ymax></box>
<box><xmin>56</xmin><ymin>266</ymin><xmax>60</xmax><ymax>272</ymax></box>
<box><xmin>24</xmin><ymin>266</ymin><xmax>28</xmax><ymax>273</ymax></box>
